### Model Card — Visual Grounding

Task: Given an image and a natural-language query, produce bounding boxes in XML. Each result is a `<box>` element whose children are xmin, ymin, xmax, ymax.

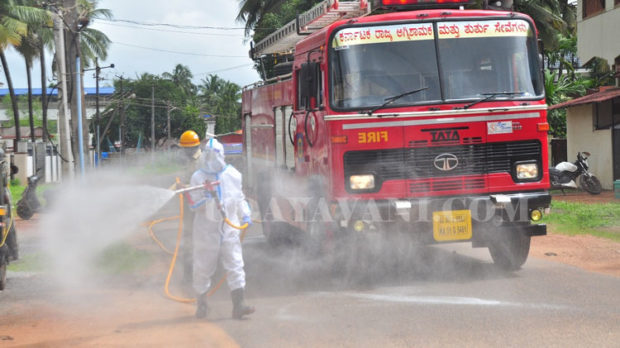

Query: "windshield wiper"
<box><xmin>366</xmin><ymin>87</ymin><xmax>428</xmax><ymax>116</ymax></box>
<box><xmin>459</xmin><ymin>91</ymin><xmax>525</xmax><ymax>110</ymax></box>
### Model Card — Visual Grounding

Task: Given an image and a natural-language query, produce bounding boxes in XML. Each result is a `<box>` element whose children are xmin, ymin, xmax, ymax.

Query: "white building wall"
<box><xmin>566</xmin><ymin>104</ymin><xmax>614</xmax><ymax>189</ymax></box>
<box><xmin>577</xmin><ymin>0</ymin><xmax>620</xmax><ymax>68</ymax></box>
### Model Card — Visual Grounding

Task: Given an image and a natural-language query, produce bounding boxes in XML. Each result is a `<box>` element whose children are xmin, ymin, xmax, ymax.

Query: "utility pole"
<box><xmin>151</xmin><ymin>84</ymin><xmax>155</xmax><ymax>152</ymax></box>
<box><xmin>166</xmin><ymin>101</ymin><xmax>172</xmax><ymax>142</ymax></box>
<box><xmin>166</xmin><ymin>101</ymin><xmax>179</xmax><ymax>143</ymax></box>
<box><xmin>119</xmin><ymin>76</ymin><xmax>125</xmax><ymax>156</ymax></box>
<box><xmin>85</xmin><ymin>58</ymin><xmax>114</xmax><ymax>166</ymax></box>
<box><xmin>76</xmin><ymin>56</ymin><xmax>85</xmax><ymax>176</ymax></box>
<box><xmin>52</xmin><ymin>7</ymin><xmax>74</xmax><ymax>180</ymax></box>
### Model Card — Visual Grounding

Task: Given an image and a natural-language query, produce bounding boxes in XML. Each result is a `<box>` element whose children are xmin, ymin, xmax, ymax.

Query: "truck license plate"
<box><xmin>432</xmin><ymin>210</ymin><xmax>472</xmax><ymax>242</ymax></box>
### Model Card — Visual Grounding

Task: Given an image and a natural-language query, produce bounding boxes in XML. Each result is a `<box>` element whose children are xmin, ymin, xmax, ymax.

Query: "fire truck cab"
<box><xmin>242</xmin><ymin>0</ymin><xmax>550</xmax><ymax>271</ymax></box>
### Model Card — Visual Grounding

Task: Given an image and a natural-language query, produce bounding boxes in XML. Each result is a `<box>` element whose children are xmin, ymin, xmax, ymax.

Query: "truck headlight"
<box><xmin>515</xmin><ymin>162</ymin><xmax>539</xmax><ymax>180</ymax></box>
<box><xmin>349</xmin><ymin>174</ymin><xmax>375</xmax><ymax>190</ymax></box>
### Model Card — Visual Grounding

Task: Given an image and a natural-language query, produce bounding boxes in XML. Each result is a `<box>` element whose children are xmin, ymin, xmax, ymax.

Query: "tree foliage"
<box><xmin>98</xmin><ymin>66</ymin><xmax>242</xmax><ymax>150</ymax></box>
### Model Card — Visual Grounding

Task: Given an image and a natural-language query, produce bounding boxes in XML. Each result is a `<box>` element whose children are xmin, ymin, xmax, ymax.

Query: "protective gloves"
<box><xmin>242</xmin><ymin>215</ymin><xmax>252</xmax><ymax>226</ymax></box>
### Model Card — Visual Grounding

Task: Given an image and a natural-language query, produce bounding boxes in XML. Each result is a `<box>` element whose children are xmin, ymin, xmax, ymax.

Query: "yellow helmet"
<box><xmin>179</xmin><ymin>130</ymin><xmax>200</xmax><ymax>147</ymax></box>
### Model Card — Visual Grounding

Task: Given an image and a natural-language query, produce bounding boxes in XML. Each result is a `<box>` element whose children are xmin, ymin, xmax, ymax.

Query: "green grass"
<box><xmin>9</xmin><ymin>182</ymin><xmax>57</xmax><ymax>208</ymax></box>
<box><xmin>7</xmin><ymin>253</ymin><xmax>49</xmax><ymax>272</ymax></box>
<box><xmin>94</xmin><ymin>242</ymin><xmax>153</xmax><ymax>274</ymax></box>
<box><xmin>542</xmin><ymin>200</ymin><xmax>620</xmax><ymax>242</ymax></box>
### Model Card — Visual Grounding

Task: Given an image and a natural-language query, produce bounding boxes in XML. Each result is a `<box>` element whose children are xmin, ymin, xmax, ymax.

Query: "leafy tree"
<box><xmin>76</xmin><ymin>0</ymin><xmax>112</xmax><ymax>68</ymax></box>
<box><xmin>162</xmin><ymin>64</ymin><xmax>196</xmax><ymax>96</ymax></box>
<box><xmin>100</xmin><ymin>72</ymin><xmax>205</xmax><ymax>150</ymax></box>
<box><xmin>13</xmin><ymin>0</ymin><xmax>51</xmax><ymax>143</ymax></box>
<box><xmin>544</xmin><ymin>70</ymin><xmax>590</xmax><ymax>138</ymax></box>
<box><xmin>198</xmin><ymin>74</ymin><xmax>241</xmax><ymax>134</ymax></box>
<box><xmin>237</xmin><ymin>0</ymin><xmax>321</xmax><ymax>79</ymax></box>
<box><xmin>0</xmin><ymin>0</ymin><xmax>45</xmax><ymax>141</ymax></box>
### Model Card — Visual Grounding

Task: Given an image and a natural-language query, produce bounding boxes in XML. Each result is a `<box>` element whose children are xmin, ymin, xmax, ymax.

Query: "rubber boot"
<box><xmin>195</xmin><ymin>293</ymin><xmax>208</xmax><ymax>319</ymax></box>
<box><xmin>231</xmin><ymin>288</ymin><xmax>255</xmax><ymax>320</ymax></box>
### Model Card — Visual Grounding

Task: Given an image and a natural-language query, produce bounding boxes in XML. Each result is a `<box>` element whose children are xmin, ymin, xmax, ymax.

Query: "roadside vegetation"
<box><xmin>542</xmin><ymin>200</ymin><xmax>620</xmax><ymax>242</ymax></box>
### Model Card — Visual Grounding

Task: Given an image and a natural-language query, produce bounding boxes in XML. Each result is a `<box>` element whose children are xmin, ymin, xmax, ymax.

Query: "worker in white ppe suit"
<box><xmin>187</xmin><ymin>138</ymin><xmax>254</xmax><ymax>320</ymax></box>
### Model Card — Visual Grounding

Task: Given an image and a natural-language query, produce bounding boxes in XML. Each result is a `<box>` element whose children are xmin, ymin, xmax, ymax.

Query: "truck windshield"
<box><xmin>330</xmin><ymin>19</ymin><xmax>543</xmax><ymax>110</ymax></box>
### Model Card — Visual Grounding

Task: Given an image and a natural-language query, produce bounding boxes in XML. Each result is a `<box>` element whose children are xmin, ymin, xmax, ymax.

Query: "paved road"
<box><xmin>222</xmin><ymin>231</ymin><xmax>620</xmax><ymax>347</ymax></box>
<box><xmin>2</xmin><ymin>223</ymin><xmax>619</xmax><ymax>347</ymax></box>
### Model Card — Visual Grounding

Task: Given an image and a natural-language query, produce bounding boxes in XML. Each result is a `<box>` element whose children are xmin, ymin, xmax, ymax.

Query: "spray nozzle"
<box><xmin>172</xmin><ymin>181</ymin><xmax>220</xmax><ymax>195</ymax></box>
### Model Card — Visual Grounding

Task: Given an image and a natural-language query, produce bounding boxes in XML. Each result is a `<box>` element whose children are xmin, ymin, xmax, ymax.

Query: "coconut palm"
<box><xmin>513</xmin><ymin>0</ymin><xmax>570</xmax><ymax>52</ymax></box>
<box><xmin>14</xmin><ymin>29</ymin><xmax>39</xmax><ymax>141</ymax></box>
<box><xmin>163</xmin><ymin>64</ymin><xmax>196</xmax><ymax>96</ymax></box>
<box><xmin>76</xmin><ymin>0</ymin><xmax>112</xmax><ymax>67</ymax></box>
<box><xmin>236</xmin><ymin>0</ymin><xmax>282</xmax><ymax>37</ymax></box>
<box><xmin>0</xmin><ymin>0</ymin><xmax>30</xmax><ymax>141</ymax></box>
<box><xmin>11</xmin><ymin>0</ymin><xmax>50</xmax><ymax>142</ymax></box>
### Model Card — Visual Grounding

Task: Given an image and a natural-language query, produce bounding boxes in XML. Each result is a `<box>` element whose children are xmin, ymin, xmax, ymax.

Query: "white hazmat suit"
<box><xmin>188</xmin><ymin>138</ymin><xmax>252</xmax><ymax>296</ymax></box>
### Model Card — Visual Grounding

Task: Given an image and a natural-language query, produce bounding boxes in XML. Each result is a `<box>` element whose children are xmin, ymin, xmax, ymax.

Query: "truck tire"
<box><xmin>0</xmin><ymin>255</ymin><xmax>7</xmax><ymax>291</ymax></box>
<box><xmin>488</xmin><ymin>228</ymin><xmax>531</xmax><ymax>271</ymax></box>
<box><xmin>6</xmin><ymin>224</ymin><xmax>18</xmax><ymax>261</ymax></box>
<box><xmin>263</xmin><ymin>221</ymin><xmax>298</xmax><ymax>248</ymax></box>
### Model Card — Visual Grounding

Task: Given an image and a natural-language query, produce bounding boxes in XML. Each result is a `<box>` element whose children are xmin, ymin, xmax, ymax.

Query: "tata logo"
<box><xmin>430</xmin><ymin>129</ymin><xmax>460</xmax><ymax>143</ymax></box>
<box><xmin>433</xmin><ymin>153</ymin><xmax>459</xmax><ymax>171</ymax></box>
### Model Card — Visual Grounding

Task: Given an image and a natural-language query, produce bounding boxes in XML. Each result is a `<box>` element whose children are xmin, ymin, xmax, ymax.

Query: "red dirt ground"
<box><xmin>530</xmin><ymin>190</ymin><xmax>620</xmax><ymax>278</ymax></box>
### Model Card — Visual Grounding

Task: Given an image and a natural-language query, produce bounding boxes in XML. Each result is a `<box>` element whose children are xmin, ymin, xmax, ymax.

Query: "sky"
<box><xmin>2</xmin><ymin>0</ymin><xmax>261</xmax><ymax>90</ymax></box>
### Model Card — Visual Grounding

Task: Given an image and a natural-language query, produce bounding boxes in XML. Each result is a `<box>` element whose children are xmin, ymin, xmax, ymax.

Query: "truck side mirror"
<box><xmin>11</xmin><ymin>164</ymin><xmax>18</xmax><ymax>175</ymax></box>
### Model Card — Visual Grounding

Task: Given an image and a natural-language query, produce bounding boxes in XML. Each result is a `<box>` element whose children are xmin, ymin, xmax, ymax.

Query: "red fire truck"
<box><xmin>241</xmin><ymin>0</ymin><xmax>551</xmax><ymax>270</ymax></box>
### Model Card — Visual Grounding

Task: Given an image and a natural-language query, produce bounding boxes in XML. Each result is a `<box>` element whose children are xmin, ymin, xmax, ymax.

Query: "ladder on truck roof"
<box><xmin>252</xmin><ymin>0</ymin><xmax>370</xmax><ymax>59</ymax></box>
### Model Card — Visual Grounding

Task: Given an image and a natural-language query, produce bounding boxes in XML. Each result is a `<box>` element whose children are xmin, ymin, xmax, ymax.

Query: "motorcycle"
<box><xmin>549</xmin><ymin>151</ymin><xmax>602</xmax><ymax>195</ymax></box>
<box><xmin>16</xmin><ymin>175</ymin><xmax>42</xmax><ymax>220</ymax></box>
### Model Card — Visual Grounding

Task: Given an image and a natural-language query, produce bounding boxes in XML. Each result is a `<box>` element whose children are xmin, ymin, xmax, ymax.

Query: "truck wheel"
<box><xmin>303</xmin><ymin>219</ymin><xmax>325</xmax><ymax>256</ymax></box>
<box><xmin>0</xmin><ymin>256</ymin><xmax>7</xmax><ymax>291</ymax></box>
<box><xmin>6</xmin><ymin>224</ymin><xmax>18</xmax><ymax>261</ymax></box>
<box><xmin>488</xmin><ymin>229</ymin><xmax>531</xmax><ymax>271</ymax></box>
<box><xmin>263</xmin><ymin>221</ymin><xmax>297</xmax><ymax>248</ymax></box>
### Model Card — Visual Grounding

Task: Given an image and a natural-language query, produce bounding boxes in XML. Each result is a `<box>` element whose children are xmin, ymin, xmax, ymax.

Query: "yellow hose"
<box><xmin>147</xmin><ymin>216</ymin><xmax>180</xmax><ymax>255</ymax></box>
<box><xmin>0</xmin><ymin>213</ymin><xmax>14</xmax><ymax>248</ymax></box>
<box><xmin>163</xmin><ymin>192</ymin><xmax>195</xmax><ymax>303</ymax></box>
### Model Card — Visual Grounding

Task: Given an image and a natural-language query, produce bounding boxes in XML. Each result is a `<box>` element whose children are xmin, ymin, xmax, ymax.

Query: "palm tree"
<box><xmin>1</xmin><ymin>0</ymin><xmax>28</xmax><ymax>142</ymax></box>
<box><xmin>163</xmin><ymin>64</ymin><xmax>195</xmax><ymax>96</ymax></box>
<box><xmin>236</xmin><ymin>0</ymin><xmax>282</xmax><ymax>38</ymax></box>
<box><xmin>12</xmin><ymin>0</ymin><xmax>50</xmax><ymax>143</ymax></box>
<box><xmin>513</xmin><ymin>0</ymin><xmax>569</xmax><ymax>52</ymax></box>
<box><xmin>1</xmin><ymin>0</ymin><xmax>49</xmax><ymax>143</ymax></box>
<box><xmin>76</xmin><ymin>0</ymin><xmax>112</xmax><ymax>67</ymax></box>
<box><xmin>37</xmin><ymin>19</ymin><xmax>55</xmax><ymax>142</ymax></box>
<box><xmin>14</xmin><ymin>28</ymin><xmax>38</xmax><ymax>142</ymax></box>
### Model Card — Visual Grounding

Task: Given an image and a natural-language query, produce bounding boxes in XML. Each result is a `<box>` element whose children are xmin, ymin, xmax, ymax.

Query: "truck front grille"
<box><xmin>343</xmin><ymin>140</ymin><xmax>541</xmax><ymax>184</ymax></box>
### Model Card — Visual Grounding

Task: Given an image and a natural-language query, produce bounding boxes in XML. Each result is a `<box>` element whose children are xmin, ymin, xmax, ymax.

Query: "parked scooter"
<box><xmin>549</xmin><ymin>151</ymin><xmax>602</xmax><ymax>195</ymax></box>
<box><xmin>16</xmin><ymin>175</ymin><xmax>41</xmax><ymax>220</ymax></box>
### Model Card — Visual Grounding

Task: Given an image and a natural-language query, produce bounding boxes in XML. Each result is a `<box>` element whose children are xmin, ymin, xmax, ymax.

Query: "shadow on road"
<box><xmin>242</xmin><ymin>234</ymin><xmax>515</xmax><ymax>299</ymax></box>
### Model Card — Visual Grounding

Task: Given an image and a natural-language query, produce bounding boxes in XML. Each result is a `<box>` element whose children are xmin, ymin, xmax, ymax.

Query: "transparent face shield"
<box><xmin>201</xmin><ymin>140</ymin><xmax>226</xmax><ymax>174</ymax></box>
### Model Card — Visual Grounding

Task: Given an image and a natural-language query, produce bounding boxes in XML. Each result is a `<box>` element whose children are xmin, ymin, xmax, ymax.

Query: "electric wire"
<box><xmin>98</xmin><ymin>18</ymin><xmax>276</xmax><ymax>31</ymax></box>
<box><xmin>113</xmin><ymin>41</ymin><xmax>248</xmax><ymax>58</ymax></box>
<box><xmin>93</xmin><ymin>21</ymin><xmax>244</xmax><ymax>38</ymax></box>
